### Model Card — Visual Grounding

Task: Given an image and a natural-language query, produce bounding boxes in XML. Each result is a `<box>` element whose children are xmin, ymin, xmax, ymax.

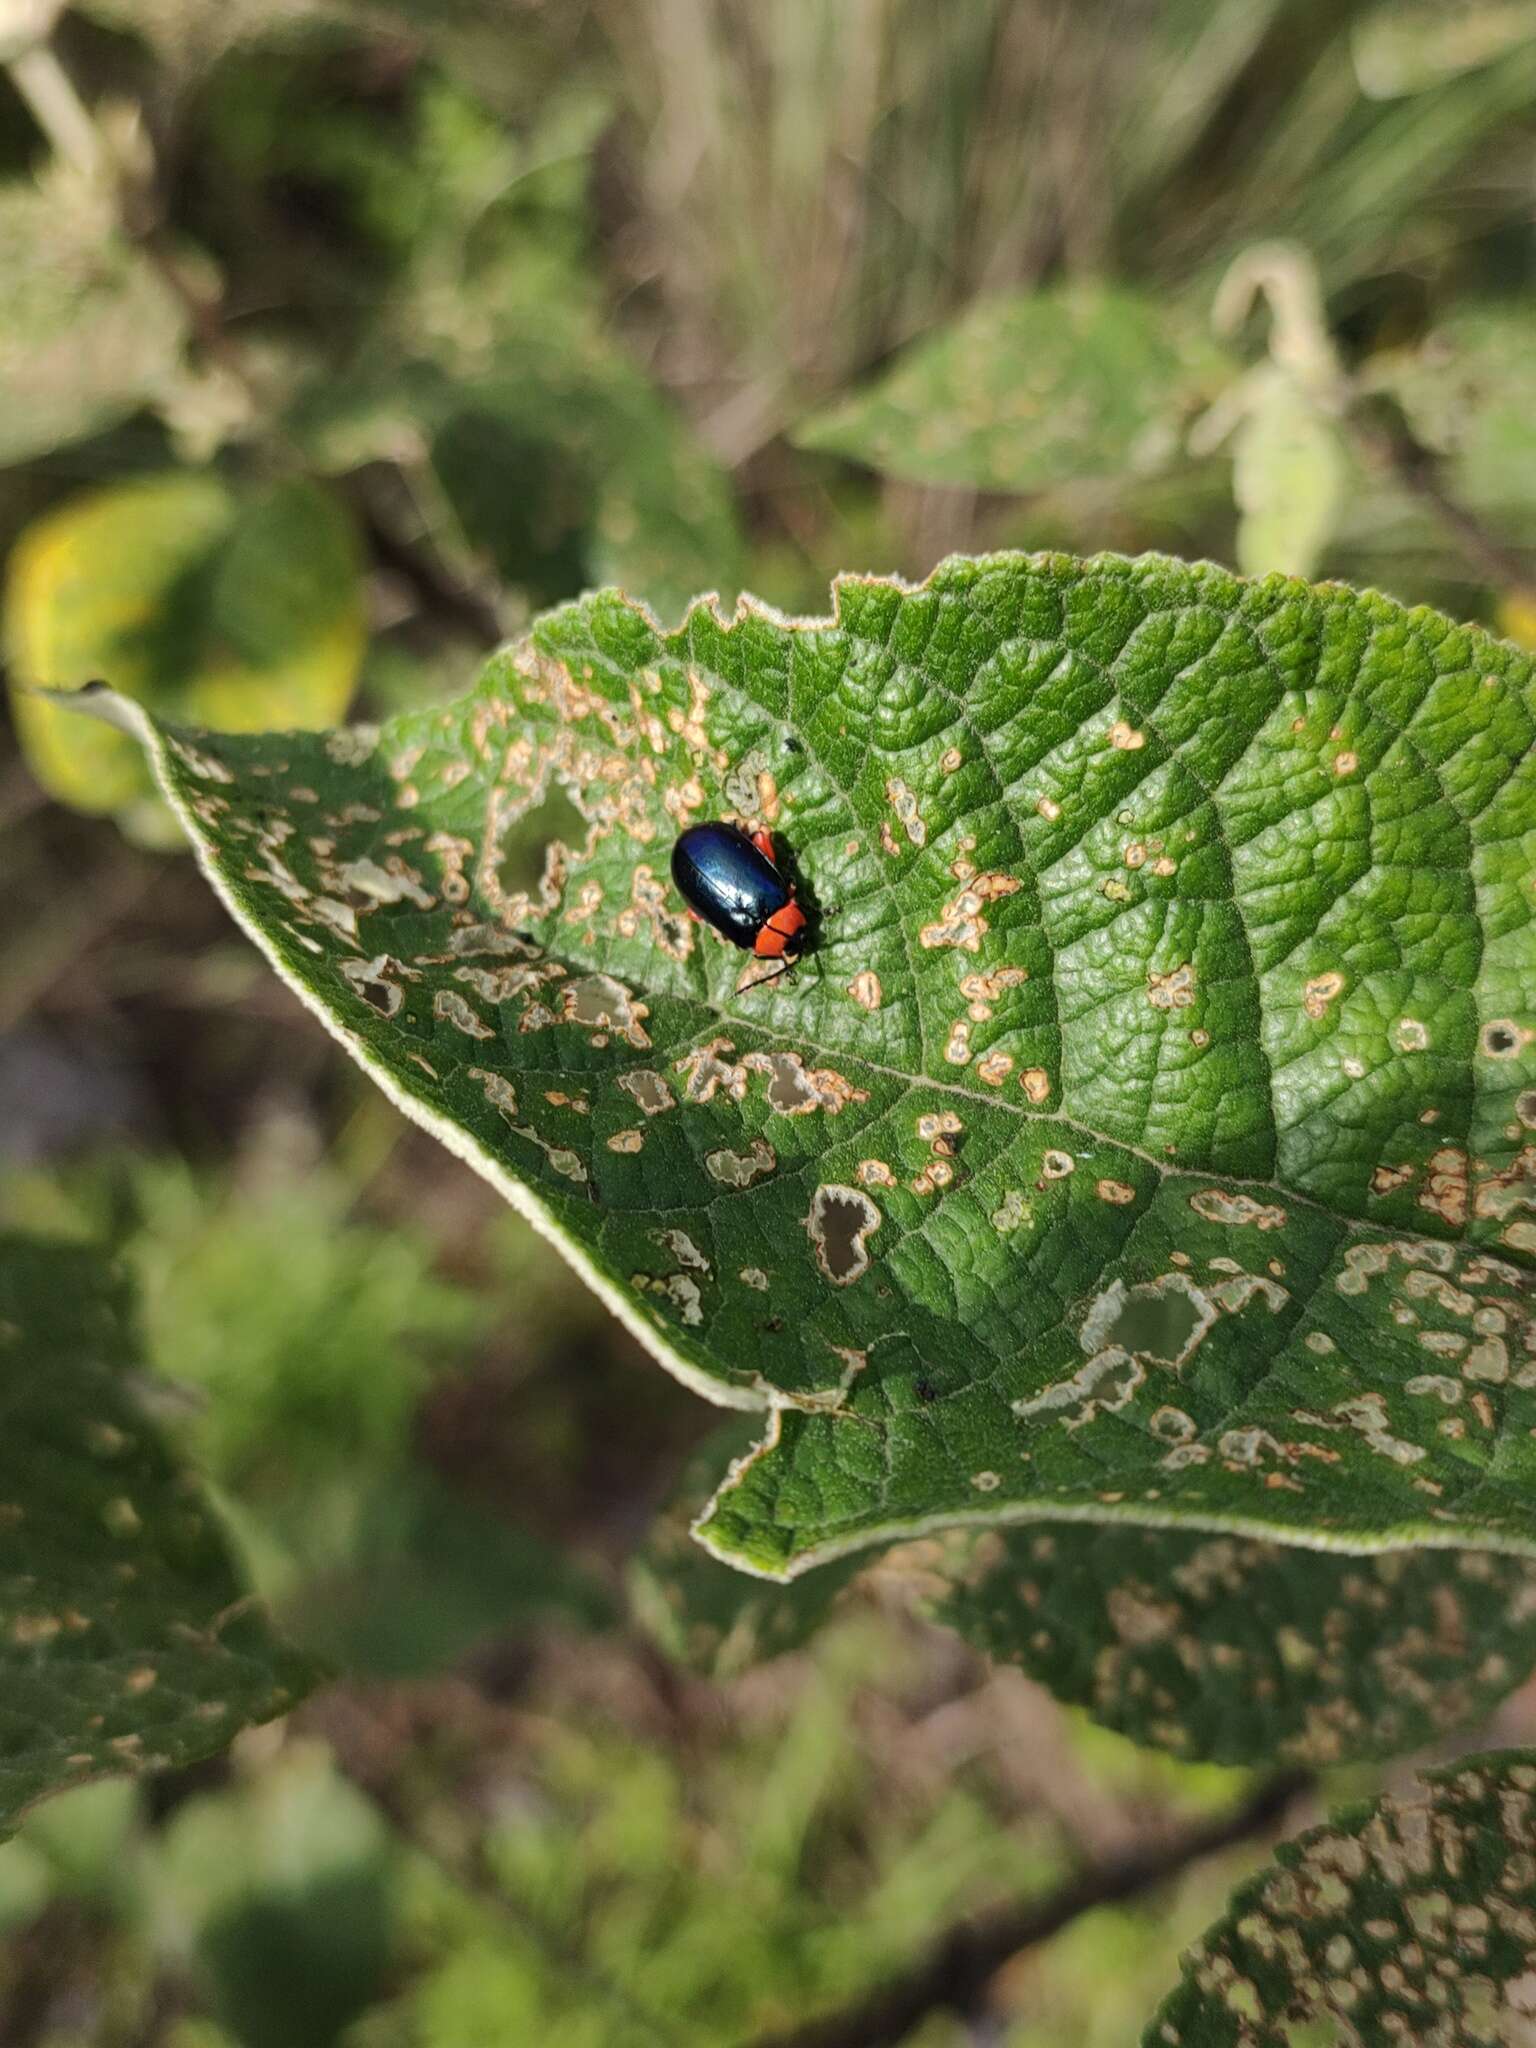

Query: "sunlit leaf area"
<box><xmin>0</xmin><ymin>4</ymin><xmax>1532</xmax><ymax>2042</ymax></box>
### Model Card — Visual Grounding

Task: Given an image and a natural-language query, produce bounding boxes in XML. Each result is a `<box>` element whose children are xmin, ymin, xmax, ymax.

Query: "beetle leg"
<box><xmin>749</xmin><ymin>827</ymin><xmax>776</xmax><ymax>861</ymax></box>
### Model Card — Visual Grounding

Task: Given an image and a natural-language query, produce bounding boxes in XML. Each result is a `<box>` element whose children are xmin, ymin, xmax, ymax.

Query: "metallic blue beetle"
<box><xmin>670</xmin><ymin>821</ymin><xmax>808</xmax><ymax>963</ymax></box>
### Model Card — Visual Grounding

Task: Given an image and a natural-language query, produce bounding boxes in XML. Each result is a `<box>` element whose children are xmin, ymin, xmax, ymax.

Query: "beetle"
<box><xmin>670</xmin><ymin>820</ymin><xmax>807</xmax><ymax>967</ymax></box>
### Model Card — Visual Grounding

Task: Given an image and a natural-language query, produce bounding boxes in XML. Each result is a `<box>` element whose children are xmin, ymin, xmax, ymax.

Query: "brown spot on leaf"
<box><xmin>1420</xmin><ymin>1146</ymin><xmax>1470</xmax><ymax>1228</ymax></box>
<box><xmin>1303</xmin><ymin>970</ymin><xmax>1346</xmax><ymax>1020</ymax></box>
<box><xmin>1148</xmin><ymin>963</ymin><xmax>1196</xmax><ymax>1010</ymax></box>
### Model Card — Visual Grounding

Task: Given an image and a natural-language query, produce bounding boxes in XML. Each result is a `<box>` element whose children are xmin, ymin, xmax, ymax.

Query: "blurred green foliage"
<box><xmin>1</xmin><ymin>0</ymin><xmax>1535</xmax><ymax>2040</ymax></box>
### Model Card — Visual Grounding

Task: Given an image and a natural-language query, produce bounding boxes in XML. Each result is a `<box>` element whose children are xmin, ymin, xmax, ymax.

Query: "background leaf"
<box><xmin>0</xmin><ymin>171</ymin><xmax>186</xmax><ymax>469</ymax></box>
<box><xmin>937</xmin><ymin>1524</ymin><xmax>1536</xmax><ymax>1767</ymax></box>
<box><xmin>4</xmin><ymin>472</ymin><xmax>364</xmax><ymax>833</ymax></box>
<box><xmin>92</xmin><ymin>551</ymin><xmax>1536</xmax><ymax>1580</ymax></box>
<box><xmin>628</xmin><ymin>1421</ymin><xmax>861</xmax><ymax>1679</ymax></box>
<box><xmin>1145</xmin><ymin>1749</ymin><xmax>1536</xmax><ymax>2045</ymax></box>
<box><xmin>1370</xmin><ymin>302</ymin><xmax>1536</xmax><ymax>533</ymax></box>
<box><xmin>1230</xmin><ymin>370</ymin><xmax>1348</xmax><ymax>579</ymax></box>
<box><xmin>0</xmin><ymin>1234</ymin><xmax>313</xmax><ymax>1836</ymax></box>
<box><xmin>793</xmin><ymin>287</ymin><xmax>1232</xmax><ymax>493</ymax></box>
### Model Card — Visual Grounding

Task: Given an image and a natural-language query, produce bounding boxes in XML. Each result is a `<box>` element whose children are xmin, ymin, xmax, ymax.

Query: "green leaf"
<box><xmin>1352</xmin><ymin>1</ymin><xmax>1536</xmax><ymax>98</ymax></box>
<box><xmin>938</xmin><ymin>1525</ymin><xmax>1536</xmax><ymax>1767</ymax></box>
<box><xmin>85</xmin><ymin>552</ymin><xmax>1535</xmax><ymax>1580</ymax></box>
<box><xmin>1231</xmin><ymin>371</ymin><xmax>1348</xmax><ymax>581</ymax></box>
<box><xmin>0</xmin><ymin>171</ymin><xmax>186</xmax><ymax>467</ymax></box>
<box><xmin>794</xmin><ymin>288</ymin><xmax>1232</xmax><ymax>493</ymax></box>
<box><xmin>1145</xmin><ymin>1750</ymin><xmax>1536</xmax><ymax>2045</ymax></box>
<box><xmin>0</xmin><ymin>1234</ymin><xmax>314</xmax><ymax>1835</ymax></box>
<box><xmin>628</xmin><ymin>1422</ymin><xmax>860</xmax><ymax>1679</ymax></box>
<box><xmin>4</xmin><ymin>472</ymin><xmax>364</xmax><ymax>833</ymax></box>
<box><xmin>299</xmin><ymin>340</ymin><xmax>743</xmax><ymax>623</ymax></box>
<box><xmin>1369</xmin><ymin>302</ymin><xmax>1536</xmax><ymax>528</ymax></box>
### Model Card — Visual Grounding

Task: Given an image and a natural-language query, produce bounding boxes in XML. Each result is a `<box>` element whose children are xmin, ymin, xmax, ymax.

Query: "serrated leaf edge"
<box><xmin>65</xmin><ymin>684</ymin><xmax>767</xmax><ymax>1423</ymax></box>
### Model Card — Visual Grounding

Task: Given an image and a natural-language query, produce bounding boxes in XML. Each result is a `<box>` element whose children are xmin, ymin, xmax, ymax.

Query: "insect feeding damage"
<box><xmin>128</xmin><ymin>555</ymin><xmax>1535</xmax><ymax>1580</ymax></box>
<box><xmin>1154</xmin><ymin>1757</ymin><xmax>1536</xmax><ymax>2045</ymax></box>
<box><xmin>807</xmin><ymin>1184</ymin><xmax>882</xmax><ymax>1286</ymax></box>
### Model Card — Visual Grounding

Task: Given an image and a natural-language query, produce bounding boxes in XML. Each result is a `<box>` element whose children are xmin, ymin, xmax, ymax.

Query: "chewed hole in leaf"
<box><xmin>1082</xmin><ymin>1275</ymin><xmax>1215</xmax><ymax>1367</ymax></box>
<box><xmin>496</xmin><ymin>782</ymin><xmax>587</xmax><ymax>899</ymax></box>
<box><xmin>807</xmin><ymin>1185</ymin><xmax>882</xmax><ymax>1286</ymax></box>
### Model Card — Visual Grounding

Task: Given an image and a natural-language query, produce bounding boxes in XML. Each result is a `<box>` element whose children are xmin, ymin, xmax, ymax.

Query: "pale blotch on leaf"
<box><xmin>847</xmin><ymin>971</ymin><xmax>883</xmax><ymax>1011</ymax></box>
<box><xmin>434</xmin><ymin>989</ymin><xmax>494</xmax><ymax>1040</ymax></box>
<box><xmin>1419</xmin><ymin>1145</ymin><xmax>1470</xmax><ymax>1228</ymax></box>
<box><xmin>1148</xmin><ymin>963</ymin><xmax>1197</xmax><ymax>1011</ymax></box>
<box><xmin>1188</xmin><ymin>1189</ymin><xmax>1288</xmax><ymax>1230</ymax></box>
<box><xmin>1303</xmin><ymin>969</ymin><xmax>1346</xmax><ymax>1019</ymax></box>
<box><xmin>960</xmin><ymin>966</ymin><xmax>1029</xmax><ymax>1021</ymax></box>
<box><xmin>919</xmin><ymin>873</ymin><xmax>1021</xmax><ymax>952</ymax></box>
<box><xmin>656</xmin><ymin>1229</ymin><xmax>710</xmax><ymax>1273</ymax></box>
<box><xmin>1014</xmin><ymin>1347</ymin><xmax>1145</xmax><ymax>1429</ymax></box>
<box><xmin>706</xmin><ymin>1139</ymin><xmax>777</xmax><ymax>1188</ymax></box>
<box><xmin>467</xmin><ymin>1067</ymin><xmax>519</xmax><ymax>1120</ymax></box>
<box><xmin>884</xmin><ymin>776</ymin><xmax>927</xmax><ymax>848</ymax></box>
<box><xmin>1020</xmin><ymin>1067</ymin><xmax>1051</xmax><ymax>1105</ymax></box>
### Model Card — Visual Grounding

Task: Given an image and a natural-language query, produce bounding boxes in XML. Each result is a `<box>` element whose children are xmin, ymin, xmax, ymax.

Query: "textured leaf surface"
<box><xmin>6</xmin><ymin>473</ymin><xmax>364</xmax><ymax>827</ymax></box>
<box><xmin>96</xmin><ymin>552</ymin><xmax>1536</xmax><ymax>1579</ymax></box>
<box><xmin>794</xmin><ymin>289</ymin><xmax>1231</xmax><ymax>492</ymax></box>
<box><xmin>0</xmin><ymin>1236</ymin><xmax>314</xmax><ymax>1834</ymax></box>
<box><xmin>628</xmin><ymin>1422</ymin><xmax>860</xmax><ymax>1679</ymax></box>
<box><xmin>1145</xmin><ymin>1750</ymin><xmax>1536</xmax><ymax>2046</ymax></box>
<box><xmin>0</xmin><ymin>174</ymin><xmax>185</xmax><ymax>467</ymax></box>
<box><xmin>938</xmin><ymin>1524</ymin><xmax>1536</xmax><ymax>1767</ymax></box>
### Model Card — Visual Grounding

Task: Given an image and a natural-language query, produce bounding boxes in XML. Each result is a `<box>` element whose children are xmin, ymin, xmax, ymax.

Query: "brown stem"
<box><xmin>1347</xmin><ymin>394</ymin><xmax>1536</xmax><ymax>604</ymax></box>
<box><xmin>748</xmin><ymin>1772</ymin><xmax>1311</xmax><ymax>2048</ymax></box>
